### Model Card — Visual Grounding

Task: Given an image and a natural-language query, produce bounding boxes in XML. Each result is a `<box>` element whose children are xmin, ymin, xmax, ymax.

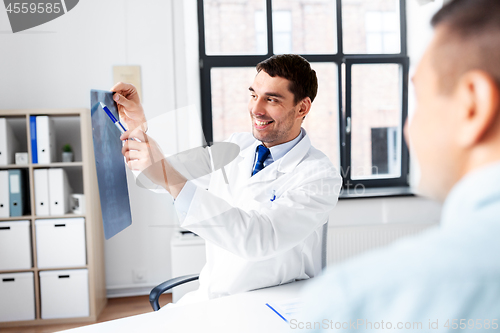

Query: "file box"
<box><xmin>0</xmin><ymin>220</ymin><xmax>32</xmax><ymax>270</ymax></box>
<box><xmin>35</xmin><ymin>218</ymin><xmax>86</xmax><ymax>269</ymax></box>
<box><xmin>0</xmin><ymin>272</ymin><xmax>35</xmax><ymax>322</ymax></box>
<box><xmin>40</xmin><ymin>269</ymin><xmax>89</xmax><ymax>319</ymax></box>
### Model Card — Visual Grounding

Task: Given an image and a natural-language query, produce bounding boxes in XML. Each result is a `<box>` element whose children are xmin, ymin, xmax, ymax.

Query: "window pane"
<box><xmin>211</xmin><ymin>67</ymin><xmax>257</xmax><ymax>142</ymax></box>
<box><xmin>342</xmin><ymin>0</ymin><xmax>400</xmax><ymax>54</ymax></box>
<box><xmin>302</xmin><ymin>63</ymin><xmax>340</xmax><ymax>168</ymax></box>
<box><xmin>204</xmin><ymin>0</ymin><xmax>267</xmax><ymax>55</ymax></box>
<box><xmin>272</xmin><ymin>0</ymin><xmax>337</xmax><ymax>54</ymax></box>
<box><xmin>272</xmin><ymin>11</ymin><xmax>293</xmax><ymax>54</ymax></box>
<box><xmin>350</xmin><ymin>64</ymin><xmax>402</xmax><ymax>179</ymax></box>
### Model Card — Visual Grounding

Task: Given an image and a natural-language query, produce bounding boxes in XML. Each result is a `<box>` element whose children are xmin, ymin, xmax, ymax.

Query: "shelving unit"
<box><xmin>0</xmin><ymin>109</ymin><xmax>106</xmax><ymax>328</ymax></box>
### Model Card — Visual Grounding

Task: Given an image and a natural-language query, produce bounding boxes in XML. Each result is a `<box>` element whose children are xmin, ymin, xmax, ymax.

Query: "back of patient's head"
<box><xmin>431</xmin><ymin>0</ymin><xmax>500</xmax><ymax>94</ymax></box>
<box><xmin>410</xmin><ymin>0</ymin><xmax>500</xmax><ymax>201</ymax></box>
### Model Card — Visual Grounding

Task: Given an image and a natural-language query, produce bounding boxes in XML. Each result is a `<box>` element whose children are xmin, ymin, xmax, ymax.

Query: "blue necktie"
<box><xmin>252</xmin><ymin>145</ymin><xmax>270</xmax><ymax>176</ymax></box>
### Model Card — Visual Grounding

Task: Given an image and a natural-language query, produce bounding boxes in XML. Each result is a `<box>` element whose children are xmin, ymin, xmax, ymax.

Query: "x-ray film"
<box><xmin>90</xmin><ymin>89</ymin><xmax>132</xmax><ymax>239</ymax></box>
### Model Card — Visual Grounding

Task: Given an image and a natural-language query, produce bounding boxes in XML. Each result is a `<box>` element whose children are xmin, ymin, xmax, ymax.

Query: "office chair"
<box><xmin>149</xmin><ymin>221</ymin><xmax>329</xmax><ymax>311</ymax></box>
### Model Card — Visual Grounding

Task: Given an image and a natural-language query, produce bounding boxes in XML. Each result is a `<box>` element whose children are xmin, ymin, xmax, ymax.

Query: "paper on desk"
<box><xmin>266</xmin><ymin>298</ymin><xmax>304</xmax><ymax>323</ymax></box>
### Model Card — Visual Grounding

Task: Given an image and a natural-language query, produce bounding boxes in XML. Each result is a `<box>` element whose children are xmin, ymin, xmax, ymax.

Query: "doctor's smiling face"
<box><xmin>249</xmin><ymin>71</ymin><xmax>308</xmax><ymax>147</ymax></box>
<box><xmin>249</xmin><ymin>54</ymin><xmax>317</xmax><ymax>148</ymax></box>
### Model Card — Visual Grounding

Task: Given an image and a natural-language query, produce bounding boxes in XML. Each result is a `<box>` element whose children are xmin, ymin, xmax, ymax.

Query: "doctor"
<box><xmin>114</xmin><ymin>54</ymin><xmax>342</xmax><ymax>304</ymax></box>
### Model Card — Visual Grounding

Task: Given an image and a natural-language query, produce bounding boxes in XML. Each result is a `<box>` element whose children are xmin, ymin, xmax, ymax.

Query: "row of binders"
<box><xmin>0</xmin><ymin>116</ymin><xmax>56</xmax><ymax>165</ymax></box>
<box><xmin>0</xmin><ymin>169</ymin><xmax>28</xmax><ymax>217</ymax></box>
<box><xmin>0</xmin><ymin>168</ymin><xmax>72</xmax><ymax>217</ymax></box>
<box><xmin>34</xmin><ymin>168</ymin><xmax>73</xmax><ymax>216</ymax></box>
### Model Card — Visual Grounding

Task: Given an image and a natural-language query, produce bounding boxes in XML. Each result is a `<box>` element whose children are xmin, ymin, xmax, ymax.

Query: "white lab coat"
<box><xmin>174</xmin><ymin>129</ymin><xmax>342</xmax><ymax>304</ymax></box>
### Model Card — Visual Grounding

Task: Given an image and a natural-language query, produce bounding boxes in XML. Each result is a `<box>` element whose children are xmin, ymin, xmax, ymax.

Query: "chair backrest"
<box><xmin>321</xmin><ymin>220</ymin><xmax>329</xmax><ymax>270</ymax></box>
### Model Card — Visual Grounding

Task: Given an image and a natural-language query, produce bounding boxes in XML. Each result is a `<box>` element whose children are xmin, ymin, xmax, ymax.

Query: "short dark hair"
<box><xmin>431</xmin><ymin>0</ymin><xmax>500</xmax><ymax>93</ymax></box>
<box><xmin>256</xmin><ymin>54</ymin><xmax>318</xmax><ymax>104</ymax></box>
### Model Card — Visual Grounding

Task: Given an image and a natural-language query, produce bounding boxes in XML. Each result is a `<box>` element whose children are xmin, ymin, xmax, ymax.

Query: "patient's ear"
<box><xmin>455</xmin><ymin>70</ymin><xmax>500</xmax><ymax>148</ymax></box>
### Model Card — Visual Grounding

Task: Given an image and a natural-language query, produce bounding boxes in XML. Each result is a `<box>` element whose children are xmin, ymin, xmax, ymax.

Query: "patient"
<box><xmin>297</xmin><ymin>0</ymin><xmax>500</xmax><ymax>331</ymax></box>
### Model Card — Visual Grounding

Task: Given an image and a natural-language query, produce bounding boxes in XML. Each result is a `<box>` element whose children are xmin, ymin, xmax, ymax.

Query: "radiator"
<box><xmin>327</xmin><ymin>223</ymin><xmax>437</xmax><ymax>266</ymax></box>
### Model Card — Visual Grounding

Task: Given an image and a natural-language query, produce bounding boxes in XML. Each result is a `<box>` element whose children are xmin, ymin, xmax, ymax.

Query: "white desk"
<box><xmin>60</xmin><ymin>280</ymin><xmax>308</xmax><ymax>333</ymax></box>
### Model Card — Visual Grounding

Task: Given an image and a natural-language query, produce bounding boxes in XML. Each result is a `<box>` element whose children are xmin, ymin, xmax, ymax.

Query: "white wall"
<box><xmin>0</xmin><ymin>0</ymin><xmax>445</xmax><ymax>297</ymax></box>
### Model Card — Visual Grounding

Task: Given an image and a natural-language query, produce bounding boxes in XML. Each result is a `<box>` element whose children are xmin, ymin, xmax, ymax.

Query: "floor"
<box><xmin>2</xmin><ymin>294</ymin><xmax>172</xmax><ymax>333</ymax></box>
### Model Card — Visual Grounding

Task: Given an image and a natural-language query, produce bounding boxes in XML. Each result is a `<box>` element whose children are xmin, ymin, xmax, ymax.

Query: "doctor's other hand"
<box><xmin>111</xmin><ymin>82</ymin><xmax>148</xmax><ymax>132</ymax></box>
<box><xmin>121</xmin><ymin>128</ymin><xmax>165</xmax><ymax>187</ymax></box>
<box><xmin>120</xmin><ymin>128</ymin><xmax>187</xmax><ymax>197</ymax></box>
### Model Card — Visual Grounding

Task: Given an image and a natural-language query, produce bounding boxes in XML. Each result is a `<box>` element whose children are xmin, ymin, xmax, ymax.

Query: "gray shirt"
<box><xmin>298</xmin><ymin>162</ymin><xmax>500</xmax><ymax>332</ymax></box>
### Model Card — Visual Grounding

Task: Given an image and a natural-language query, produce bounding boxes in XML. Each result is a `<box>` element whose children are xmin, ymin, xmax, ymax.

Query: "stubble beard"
<box><xmin>251</xmin><ymin>107</ymin><xmax>297</xmax><ymax>145</ymax></box>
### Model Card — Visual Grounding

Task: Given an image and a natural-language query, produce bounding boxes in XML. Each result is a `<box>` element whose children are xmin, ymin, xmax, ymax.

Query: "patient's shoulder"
<box><xmin>337</xmin><ymin>223</ymin><xmax>500</xmax><ymax>287</ymax></box>
<box><xmin>310</xmin><ymin>223</ymin><xmax>500</xmax><ymax>303</ymax></box>
<box><xmin>302</xmin><ymin>224</ymin><xmax>500</xmax><ymax>321</ymax></box>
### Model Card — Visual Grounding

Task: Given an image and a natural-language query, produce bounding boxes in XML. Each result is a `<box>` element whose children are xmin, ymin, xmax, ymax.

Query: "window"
<box><xmin>365</xmin><ymin>11</ymin><xmax>400</xmax><ymax>54</ymax></box>
<box><xmin>349</xmin><ymin>63</ymin><xmax>403</xmax><ymax>180</ymax></box>
<box><xmin>271</xmin><ymin>11</ymin><xmax>292</xmax><ymax>54</ymax></box>
<box><xmin>198</xmin><ymin>0</ymin><xmax>409</xmax><ymax>191</ymax></box>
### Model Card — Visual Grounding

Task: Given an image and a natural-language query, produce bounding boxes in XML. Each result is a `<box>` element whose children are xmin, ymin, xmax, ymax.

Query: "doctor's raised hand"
<box><xmin>120</xmin><ymin>127</ymin><xmax>187</xmax><ymax>198</ymax></box>
<box><xmin>110</xmin><ymin>82</ymin><xmax>148</xmax><ymax>132</ymax></box>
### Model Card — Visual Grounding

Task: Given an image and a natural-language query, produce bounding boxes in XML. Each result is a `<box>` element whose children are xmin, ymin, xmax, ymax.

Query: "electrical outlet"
<box><xmin>132</xmin><ymin>268</ymin><xmax>147</xmax><ymax>283</ymax></box>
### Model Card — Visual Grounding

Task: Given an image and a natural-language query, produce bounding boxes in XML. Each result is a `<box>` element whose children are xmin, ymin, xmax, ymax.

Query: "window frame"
<box><xmin>197</xmin><ymin>0</ymin><xmax>410</xmax><ymax>190</ymax></box>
